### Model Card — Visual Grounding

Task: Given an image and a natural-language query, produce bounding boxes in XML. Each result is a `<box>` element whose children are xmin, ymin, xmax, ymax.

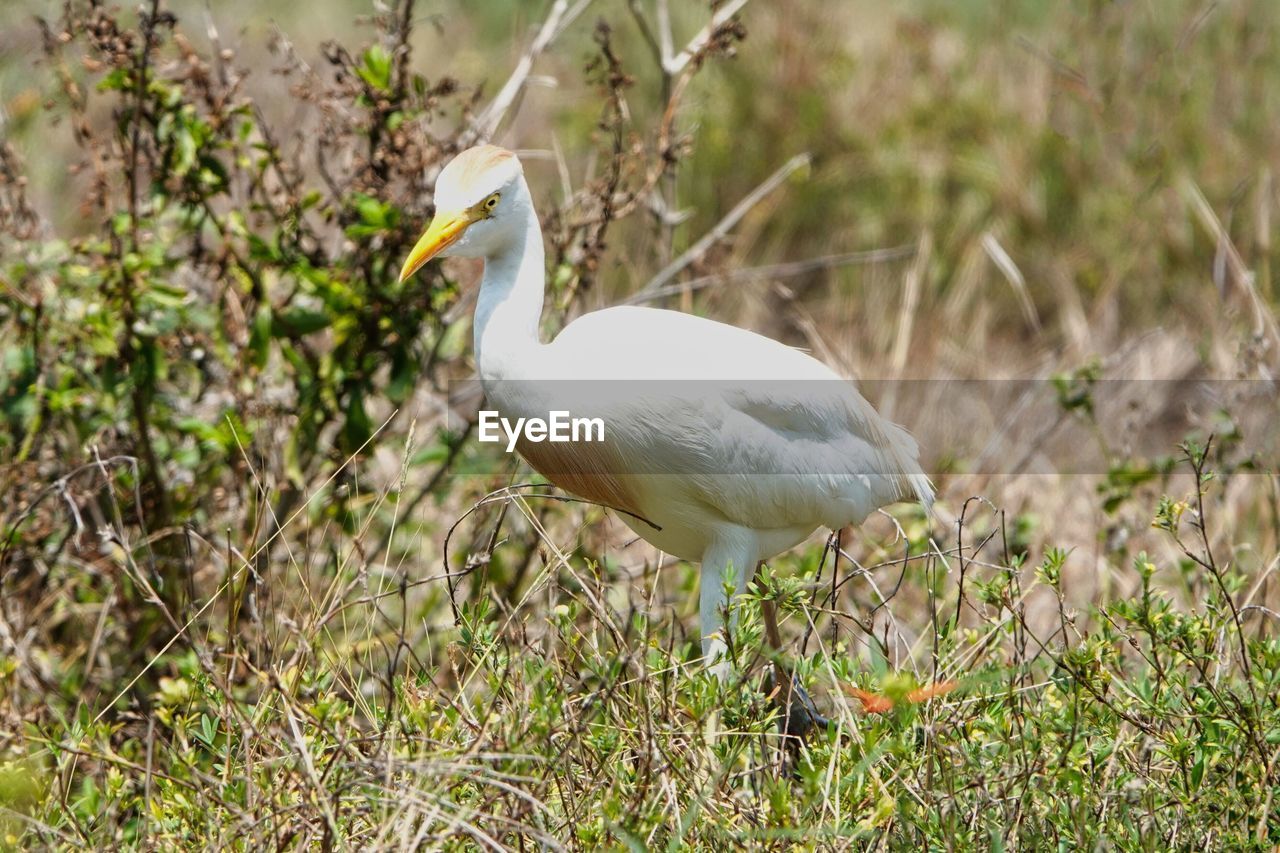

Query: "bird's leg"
<box><xmin>700</xmin><ymin>545</ymin><xmax>753</xmax><ymax>680</ymax></box>
<box><xmin>756</xmin><ymin>567</ymin><xmax>829</xmax><ymax>740</ymax></box>
<box><xmin>699</xmin><ymin>568</ymin><xmax>729</xmax><ymax>679</ymax></box>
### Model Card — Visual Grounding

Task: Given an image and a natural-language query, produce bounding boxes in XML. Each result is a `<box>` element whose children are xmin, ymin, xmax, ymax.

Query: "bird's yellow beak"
<box><xmin>398</xmin><ymin>210</ymin><xmax>473</xmax><ymax>283</ymax></box>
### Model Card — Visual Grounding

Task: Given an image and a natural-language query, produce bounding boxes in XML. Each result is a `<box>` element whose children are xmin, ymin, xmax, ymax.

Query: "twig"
<box><xmin>630</xmin><ymin>152</ymin><xmax>811</xmax><ymax>300</ymax></box>
<box><xmin>439</xmin><ymin>483</ymin><xmax>662</xmax><ymax>622</ymax></box>
<box><xmin>467</xmin><ymin>0</ymin><xmax>594</xmax><ymax>143</ymax></box>
<box><xmin>625</xmin><ymin>0</ymin><xmax>663</xmax><ymax>65</ymax></box>
<box><xmin>664</xmin><ymin>0</ymin><xmax>749</xmax><ymax>75</ymax></box>
<box><xmin>624</xmin><ymin>244</ymin><xmax>916</xmax><ymax>304</ymax></box>
<box><xmin>1181</xmin><ymin>176</ymin><xmax>1280</xmax><ymax>346</ymax></box>
<box><xmin>1183</xmin><ymin>438</ymin><xmax>1256</xmax><ymax>687</ymax></box>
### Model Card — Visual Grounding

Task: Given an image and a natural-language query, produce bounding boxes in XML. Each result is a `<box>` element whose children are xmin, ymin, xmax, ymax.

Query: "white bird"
<box><xmin>400</xmin><ymin>146</ymin><xmax>932</xmax><ymax>725</ymax></box>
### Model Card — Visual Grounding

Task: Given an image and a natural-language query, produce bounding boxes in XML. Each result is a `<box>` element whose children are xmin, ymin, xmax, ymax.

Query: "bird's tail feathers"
<box><xmin>907</xmin><ymin>471</ymin><xmax>935</xmax><ymax>513</ymax></box>
<box><xmin>877</xmin><ymin>419</ymin><xmax>934</xmax><ymax>513</ymax></box>
<box><xmin>846</xmin><ymin>391</ymin><xmax>934</xmax><ymax>514</ymax></box>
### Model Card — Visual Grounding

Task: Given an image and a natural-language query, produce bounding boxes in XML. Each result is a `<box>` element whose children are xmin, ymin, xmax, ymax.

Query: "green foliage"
<box><xmin>13</xmin><ymin>458</ymin><xmax>1278</xmax><ymax>848</ymax></box>
<box><xmin>0</xmin><ymin>1</ymin><xmax>468</xmax><ymax>585</ymax></box>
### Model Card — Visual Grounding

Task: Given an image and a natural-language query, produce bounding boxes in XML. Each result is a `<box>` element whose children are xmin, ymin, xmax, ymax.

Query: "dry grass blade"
<box><xmin>981</xmin><ymin>231</ymin><xmax>1040</xmax><ymax>333</ymax></box>
<box><xmin>633</xmin><ymin>152</ymin><xmax>811</xmax><ymax>300</ymax></box>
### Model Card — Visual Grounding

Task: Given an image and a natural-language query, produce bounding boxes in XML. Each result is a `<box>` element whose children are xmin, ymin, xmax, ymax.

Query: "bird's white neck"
<box><xmin>473</xmin><ymin>192</ymin><xmax>546</xmax><ymax>380</ymax></box>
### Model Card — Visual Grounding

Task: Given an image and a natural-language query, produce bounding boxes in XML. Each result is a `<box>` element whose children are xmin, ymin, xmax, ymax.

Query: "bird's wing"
<box><xmin>529</xmin><ymin>307</ymin><xmax>932</xmax><ymax>530</ymax></box>
<box><xmin>547</xmin><ymin>306</ymin><xmax>838</xmax><ymax>382</ymax></box>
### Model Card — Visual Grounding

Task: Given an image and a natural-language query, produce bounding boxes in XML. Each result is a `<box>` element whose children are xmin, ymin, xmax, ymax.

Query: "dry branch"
<box><xmin>625</xmin><ymin>244</ymin><xmax>916</xmax><ymax>305</ymax></box>
<box><xmin>631</xmin><ymin>151</ymin><xmax>811</xmax><ymax>301</ymax></box>
<box><xmin>467</xmin><ymin>0</ymin><xmax>595</xmax><ymax>144</ymax></box>
<box><xmin>665</xmin><ymin>0</ymin><xmax>750</xmax><ymax>75</ymax></box>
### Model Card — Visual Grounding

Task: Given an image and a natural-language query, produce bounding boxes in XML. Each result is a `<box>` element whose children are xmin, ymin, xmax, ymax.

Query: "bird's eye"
<box><xmin>483</xmin><ymin>193</ymin><xmax>501</xmax><ymax>213</ymax></box>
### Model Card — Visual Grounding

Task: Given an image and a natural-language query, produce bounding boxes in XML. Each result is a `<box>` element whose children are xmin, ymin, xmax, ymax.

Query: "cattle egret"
<box><xmin>400</xmin><ymin>145</ymin><xmax>932</xmax><ymax>728</ymax></box>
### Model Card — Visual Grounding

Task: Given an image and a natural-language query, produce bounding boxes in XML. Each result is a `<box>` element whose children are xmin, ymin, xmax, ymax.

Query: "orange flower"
<box><xmin>841</xmin><ymin>680</ymin><xmax>957</xmax><ymax>714</ymax></box>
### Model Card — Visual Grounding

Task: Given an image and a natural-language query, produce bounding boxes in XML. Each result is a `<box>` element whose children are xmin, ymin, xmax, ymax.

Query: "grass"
<box><xmin>1</xmin><ymin>0</ymin><xmax>1279</xmax><ymax>848</ymax></box>
<box><xmin>5</xmin><ymin>443</ymin><xmax>1278</xmax><ymax>848</ymax></box>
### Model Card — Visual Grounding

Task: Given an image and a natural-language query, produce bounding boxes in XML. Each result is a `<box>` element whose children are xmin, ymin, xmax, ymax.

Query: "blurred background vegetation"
<box><xmin>1</xmin><ymin>0</ymin><xmax>1278</xmax><ymax>847</ymax></box>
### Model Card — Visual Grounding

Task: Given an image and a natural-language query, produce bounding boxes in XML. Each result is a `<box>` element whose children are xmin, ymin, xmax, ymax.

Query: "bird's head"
<box><xmin>398</xmin><ymin>145</ymin><xmax>526</xmax><ymax>282</ymax></box>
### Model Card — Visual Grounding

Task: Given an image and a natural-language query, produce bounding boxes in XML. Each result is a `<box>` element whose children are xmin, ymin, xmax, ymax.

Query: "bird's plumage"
<box><xmin>404</xmin><ymin>145</ymin><xmax>931</xmax><ymax>668</ymax></box>
<box><xmin>503</xmin><ymin>304</ymin><xmax>931</xmax><ymax>560</ymax></box>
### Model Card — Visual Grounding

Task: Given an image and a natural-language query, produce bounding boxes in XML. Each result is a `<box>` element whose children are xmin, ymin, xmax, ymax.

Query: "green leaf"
<box><xmin>249</xmin><ymin>304</ymin><xmax>272</xmax><ymax>369</ymax></box>
<box><xmin>356</xmin><ymin>45</ymin><xmax>393</xmax><ymax>92</ymax></box>
<box><xmin>97</xmin><ymin>68</ymin><xmax>130</xmax><ymax>92</ymax></box>
<box><xmin>273</xmin><ymin>306</ymin><xmax>331</xmax><ymax>337</ymax></box>
<box><xmin>174</xmin><ymin>127</ymin><xmax>198</xmax><ymax>176</ymax></box>
<box><xmin>343</xmin><ymin>388</ymin><xmax>373</xmax><ymax>450</ymax></box>
<box><xmin>145</xmin><ymin>282</ymin><xmax>190</xmax><ymax>308</ymax></box>
<box><xmin>385</xmin><ymin>350</ymin><xmax>415</xmax><ymax>404</ymax></box>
